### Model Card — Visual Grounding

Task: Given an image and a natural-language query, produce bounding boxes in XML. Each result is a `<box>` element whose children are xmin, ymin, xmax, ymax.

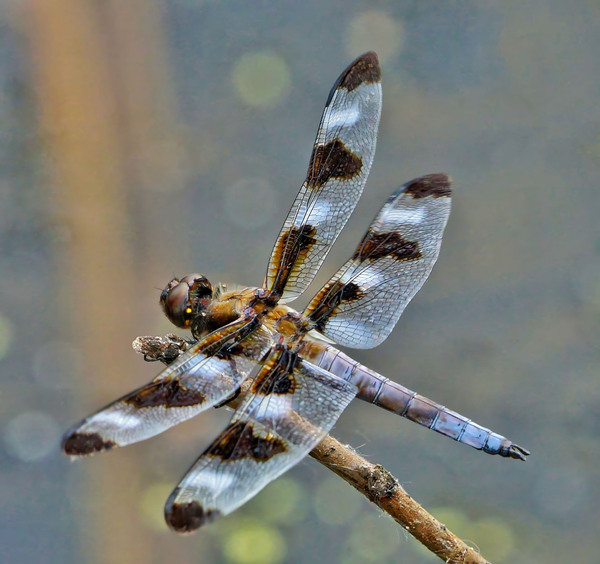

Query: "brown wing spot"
<box><xmin>281</xmin><ymin>224</ymin><xmax>318</xmax><ymax>255</ymax></box>
<box><xmin>306</xmin><ymin>139</ymin><xmax>362</xmax><ymax>189</ymax></box>
<box><xmin>253</xmin><ymin>371</ymin><xmax>296</xmax><ymax>395</ymax></box>
<box><xmin>210</xmin><ymin>422</ymin><xmax>287</xmax><ymax>462</ymax></box>
<box><xmin>308</xmin><ymin>280</ymin><xmax>364</xmax><ymax>331</ymax></box>
<box><xmin>127</xmin><ymin>379</ymin><xmax>206</xmax><ymax>408</ymax></box>
<box><xmin>355</xmin><ymin>231</ymin><xmax>422</xmax><ymax>262</ymax></box>
<box><xmin>165</xmin><ymin>493</ymin><xmax>221</xmax><ymax>533</ymax></box>
<box><xmin>251</xmin><ymin>347</ymin><xmax>298</xmax><ymax>396</ymax></box>
<box><xmin>404</xmin><ymin>173</ymin><xmax>452</xmax><ymax>199</ymax></box>
<box><xmin>270</xmin><ymin>224</ymin><xmax>318</xmax><ymax>296</ymax></box>
<box><xmin>337</xmin><ymin>51</ymin><xmax>381</xmax><ymax>92</ymax></box>
<box><xmin>62</xmin><ymin>431</ymin><xmax>116</xmax><ymax>456</ymax></box>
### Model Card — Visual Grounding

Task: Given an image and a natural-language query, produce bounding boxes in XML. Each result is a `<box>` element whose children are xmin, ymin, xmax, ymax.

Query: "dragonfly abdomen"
<box><xmin>310</xmin><ymin>344</ymin><xmax>529</xmax><ymax>461</ymax></box>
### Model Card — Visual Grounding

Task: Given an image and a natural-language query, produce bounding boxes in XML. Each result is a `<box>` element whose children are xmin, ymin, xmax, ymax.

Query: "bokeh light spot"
<box><xmin>313</xmin><ymin>476</ymin><xmax>361</xmax><ymax>525</ymax></box>
<box><xmin>232</xmin><ymin>52</ymin><xmax>291</xmax><ymax>108</ymax></box>
<box><xmin>429</xmin><ymin>507</ymin><xmax>516</xmax><ymax>562</ymax></box>
<box><xmin>139</xmin><ymin>482</ymin><xmax>173</xmax><ymax>532</ymax></box>
<box><xmin>470</xmin><ymin>517</ymin><xmax>515</xmax><ymax>562</ymax></box>
<box><xmin>223</xmin><ymin>520</ymin><xmax>286</xmax><ymax>564</ymax></box>
<box><xmin>0</xmin><ymin>311</ymin><xmax>14</xmax><ymax>361</ymax></box>
<box><xmin>344</xmin><ymin>513</ymin><xmax>398</xmax><ymax>562</ymax></box>
<box><xmin>252</xmin><ymin>477</ymin><xmax>306</xmax><ymax>525</ymax></box>
<box><xmin>223</xmin><ymin>177</ymin><xmax>278</xmax><ymax>229</ymax></box>
<box><xmin>4</xmin><ymin>411</ymin><xmax>61</xmax><ymax>462</ymax></box>
<box><xmin>345</xmin><ymin>11</ymin><xmax>405</xmax><ymax>64</ymax></box>
<box><xmin>429</xmin><ymin>507</ymin><xmax>470</xmax><ymax>534</ymax></box>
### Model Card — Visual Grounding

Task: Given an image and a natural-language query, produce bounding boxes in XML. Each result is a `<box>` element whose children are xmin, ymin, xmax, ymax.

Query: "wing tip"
<box><xmin>339</xmin><ymin>51</ymin><xmax>381</xmax><ymax>91</ymax></box>
<box><xmin>165</xmin><ymin>490</ymin><xmax>222</xmax><ymax>533</ymax></box>
<box><xmin>355</xmin><ymin>51</ymin><xmax>380</xmax><ymax>69</ymax></box>
<box><xmin>326</xmin><ymin>51</ymin><xmax>382</xmax><ymax>105</ymax></box>
<box><xmin>61</xmin><ymin>430</ymin><xmax>116</xmax><ymax>456</ymax></box>
<box><xmin>403</xmin><ymin>173</ymin><xmax>452</xmax><ymax>199</ymax></box>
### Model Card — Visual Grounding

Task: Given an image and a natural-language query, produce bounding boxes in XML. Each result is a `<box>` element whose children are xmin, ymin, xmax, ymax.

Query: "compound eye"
<box><xmin>160</xmin><ymin>280</ymin><xmax>192</xmax><ymax>328</ymax></box>
<box><xmin>160</xmin><ymin>274</ymin><xmax>212</xmax><ymax>329</ymax></box>
<box><xmin>183</xmin><ymin>305</ymin><xmax>194</xmax><ymax>327</ymax></box>
<box><xmin>160</xmin><ymin>279</ymin><xmax>180</xmax><ymax>306</ymax></box>
<box><xmin>181</xmin><ymin>274</ymin><xmax>212</xmax><ymax>299</ymax></box>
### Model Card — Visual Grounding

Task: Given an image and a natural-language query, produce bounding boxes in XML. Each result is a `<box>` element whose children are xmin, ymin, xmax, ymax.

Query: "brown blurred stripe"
<box><xmin>25</xmin><ymin>0</ymin><xmax>183</xmax><ymax>560</ymax></box>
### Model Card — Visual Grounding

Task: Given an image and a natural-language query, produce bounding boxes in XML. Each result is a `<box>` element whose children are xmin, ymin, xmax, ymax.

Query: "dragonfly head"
<box><xmin>160</xmin><ymin>274</ymin><xmax>213</xmax><ymax>329</ymax></box>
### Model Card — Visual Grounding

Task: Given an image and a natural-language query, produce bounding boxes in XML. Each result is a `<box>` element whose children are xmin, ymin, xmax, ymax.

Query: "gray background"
<box><xmin>1</xmin><ymin>1</ymin><xmax>598</xmax><ymax>562</ymax></box>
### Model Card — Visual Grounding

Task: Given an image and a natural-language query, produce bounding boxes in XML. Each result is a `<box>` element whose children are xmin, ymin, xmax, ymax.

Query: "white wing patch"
<box><xmin>325</xmin><ymin>101</ymin><xmax>361</xmax><ymax>128</ymax></box>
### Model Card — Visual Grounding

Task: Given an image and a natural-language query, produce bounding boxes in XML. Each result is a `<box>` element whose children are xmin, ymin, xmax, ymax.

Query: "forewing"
<box><xmin>62</xmin><ymin>324</ymin><xmax>272</xmax><ymax>456</ymax></box>
<box><xmin>164</xmin><ymin>347</ymin><xmax>357</xmax><ymax>532</ymax></box>
<box><xmin>304</xmin><ymin>174</ymin><xmax>452</xmax><ymax>349</ymax></box>
<box><xmin>266</xmin><ymin>52</ymin><xmax>382</xmax><ymax>302</ymax></box>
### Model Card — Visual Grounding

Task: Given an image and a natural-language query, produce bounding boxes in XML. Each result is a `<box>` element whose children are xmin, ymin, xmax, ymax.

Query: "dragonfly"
<box><xmin>62</xmin><ymin>52</ymin><xmax>529</xmax><ymax>533</ymax></box>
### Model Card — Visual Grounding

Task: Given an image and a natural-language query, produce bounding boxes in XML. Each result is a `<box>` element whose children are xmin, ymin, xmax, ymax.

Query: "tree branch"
<box><xmin>133</xmin><ymin>335</ymin><xmax>490</xmax><ymax>563</ymax></box>
<box><xmin>310</xmin><ymin>435</ymin><xmax>489</xmax><ymax>564</ymax></box>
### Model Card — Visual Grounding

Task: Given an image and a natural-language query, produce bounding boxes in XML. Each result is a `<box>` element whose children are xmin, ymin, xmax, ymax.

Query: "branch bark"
<box><xmin>134</xmin><ymin>335</ymin><xmax>490</xmax><ymax>563</ymax></box>
<box><xmin>310</xmin><ymin>435</ymin><xmax>490</xmax><ymax>564</ymax></box>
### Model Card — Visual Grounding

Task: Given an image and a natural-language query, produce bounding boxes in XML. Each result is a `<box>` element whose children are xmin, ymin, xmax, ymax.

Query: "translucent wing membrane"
<box><xmin>164</xmin><ymin>346</ymin><xmax>357</xmax><ymax>532</ymax></box>
<box><xmin>304</xmin><ymin>174</ymin><xmax>452</xmax><ymax>349</ymax></box>
<box><xmin>60</xmin><ymin>50</ymin><xmax>530</xmax><ymax>537</ymax></box>
<box><xmin>62</xmin><ymin>325</ymin><xmax>272</xmax><ymax>456</ymax></box>
<box><xmin>266</xmin><ymin>52</ymin><xmax>382</xmax><ymax>302</ymax></box>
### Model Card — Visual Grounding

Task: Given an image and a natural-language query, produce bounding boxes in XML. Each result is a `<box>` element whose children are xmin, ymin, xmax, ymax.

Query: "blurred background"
<box><xmin>1</xmin><ymin>1</ymin><xmax>599</xmax><ymax>562</ymax></box>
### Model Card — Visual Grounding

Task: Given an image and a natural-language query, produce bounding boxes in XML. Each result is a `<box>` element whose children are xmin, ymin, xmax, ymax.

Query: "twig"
<box><xmin>310</xmin><ymin>435</ymin><xmax>490</xmax><ymax>564</ymax></box>
<box><xmin>134</xmin><ymin>335</ymin><xmax>490</xmax><ymax>563</ymax></box>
